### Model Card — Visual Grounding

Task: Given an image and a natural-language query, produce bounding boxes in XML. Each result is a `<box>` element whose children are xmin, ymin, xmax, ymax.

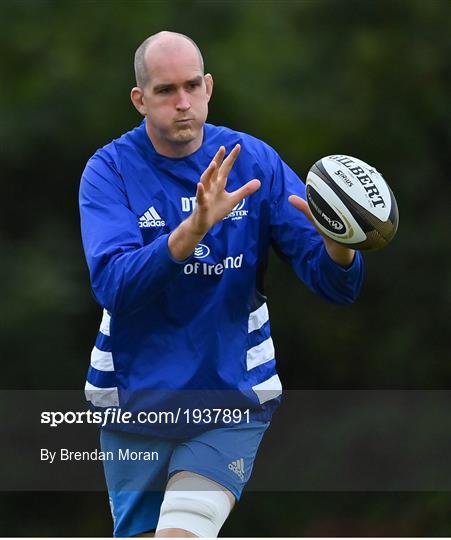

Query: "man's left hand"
<box><xmin>288</xmin><ymin>194</ymin><xmax>355</xmax><ymax>268</ymax></box>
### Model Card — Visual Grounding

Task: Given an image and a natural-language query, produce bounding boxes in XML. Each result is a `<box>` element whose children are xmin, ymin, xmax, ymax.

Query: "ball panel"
<box><xmin>309</xmin><ymin>162</ymin><xmax>374</xmax><ymax>234</ymax></box>
<box><xmin>306</xmin><ymin>184</ymin><xmax>346</xmax><ymax>235</ymax></box>
<box><xmin>323</xmin><ymin>155</ymin><xmax>392</xmax><ymax>222</ymax></box>
<box><xmin>314</xmin><ymin>159</ymin><xmax>392</xmax><ymax>229</ymax></box>
<box><xmin>306</xmin><ymin>172</ymin><xmax>367</xmax><ymax>244</ymax></box>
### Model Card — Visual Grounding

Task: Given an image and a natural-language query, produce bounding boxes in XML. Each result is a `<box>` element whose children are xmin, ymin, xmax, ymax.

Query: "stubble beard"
<box><xmin>169</xmin><ymin>122</ymin><xmax>202</xmax><ymax>147</ymax></box>
<box><xmin>147</xmin><ymin>116</ymin><xmax>204</xmax><ymax>156</ymax></box>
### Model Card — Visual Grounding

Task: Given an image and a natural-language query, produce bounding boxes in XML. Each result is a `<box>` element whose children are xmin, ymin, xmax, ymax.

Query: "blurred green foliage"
<box><xmin>0</xmin><ymin>0</ymin><xmax>450</xmax><ymax>536</ymax></box>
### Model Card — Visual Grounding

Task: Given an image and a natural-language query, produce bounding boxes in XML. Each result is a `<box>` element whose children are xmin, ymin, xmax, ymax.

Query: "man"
<box><xmin>79</xmin><ymin>31</ymin><xmax>363</xmax><ymax>537</ymax></box>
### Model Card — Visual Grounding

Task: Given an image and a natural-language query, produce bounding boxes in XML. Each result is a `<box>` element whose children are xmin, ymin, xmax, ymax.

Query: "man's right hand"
<box><xmin>168</xmin><ymin>145</ymin><xmax>261</xmax><ymax>261</ymax></box>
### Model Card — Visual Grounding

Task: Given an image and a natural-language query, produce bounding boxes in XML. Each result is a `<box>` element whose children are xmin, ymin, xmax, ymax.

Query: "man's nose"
<box><xmin>175</xmin><ymin>90</ymin><xmax>191</xmax><ymax>111</ymax></box>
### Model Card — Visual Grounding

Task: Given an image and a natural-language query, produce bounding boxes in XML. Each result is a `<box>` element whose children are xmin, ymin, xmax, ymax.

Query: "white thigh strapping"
<box><xmin>156</xmin><ymin>475</ymin><xmax>233</xmax><ymax>538</ymax></box>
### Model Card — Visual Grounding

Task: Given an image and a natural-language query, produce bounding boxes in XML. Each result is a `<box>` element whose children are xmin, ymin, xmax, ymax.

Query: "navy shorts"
<box><xmin>100</xmin><ymin>421</ymin><xmax>270</xmax><ymax>537</ymax></box>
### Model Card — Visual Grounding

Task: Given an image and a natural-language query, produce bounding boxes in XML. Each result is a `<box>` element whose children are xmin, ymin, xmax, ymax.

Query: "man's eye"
<box><xmin>157</xmin><ymin>88</ymin><xmax>171</xmax><ymax>94</ymax></box>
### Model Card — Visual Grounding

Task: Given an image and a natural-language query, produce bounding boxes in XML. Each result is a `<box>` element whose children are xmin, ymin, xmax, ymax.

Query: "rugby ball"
<box><xmin>305</xmin><ymin>155</ymin><xmax>399</xmax><ymax>251</ymax></box>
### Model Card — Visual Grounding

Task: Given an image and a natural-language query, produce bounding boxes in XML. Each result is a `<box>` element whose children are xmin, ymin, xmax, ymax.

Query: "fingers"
<box><xmin>208</xmin><ymin>146</ymin><xmax>226</xmax><ymax>185</ymax></box>
<box><xmin>229</xmin><ymin>179</ymin><xmax>261</xmax><ymax>208</ymax></box>
<box><xmin>200</xmin><ymin>160</ymin><xmax>217</xmax><ymax>189</ymax></box>
<box><xmin>289</xmin><ymin>196</ymin><xmax>354</xmax><ymax>263</ymax></box>
<box><xmin>201</xmin><ymin>144</ymin><xmax>240</xmax><ymax>190</ymax></box>
<box><xmin>200</xmin><ymin>146</ymin><xmax>228</xmax><ymax>189</ymax></box>
<box><xmin>196</xmin><ymin>182</ymin><xmax>206</xmax><ymax>206</ymax></box>
<box><xmin>213</xmin><ymin>146</ymin><xmax>226</xmax><ymax>167</ymax></box>
<box><xmin>218</xmin><ymin>144</ymin><xmax>241</xmax><ymax>182</ymax></box>
<box><xmin>288</xmin><ymin>194</ymin><xmax>315</xmax><ymax>226</ymax></box>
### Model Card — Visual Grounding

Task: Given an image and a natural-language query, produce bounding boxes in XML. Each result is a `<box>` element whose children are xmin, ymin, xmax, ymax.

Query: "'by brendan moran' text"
<box><xmin>41</xmin><ymin>448</ymin><xmax>159</xmax><ymax>463</ymax></box>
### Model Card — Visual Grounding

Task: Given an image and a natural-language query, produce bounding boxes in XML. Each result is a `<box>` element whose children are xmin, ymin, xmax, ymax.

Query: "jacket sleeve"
<box><xmin>79</xmin><ymin>153</ymin><xmax>189</xmax><ymax>314</ymax></box>
<box><xmin>269</xmin><ymin>154</ymin><xmax>364</xmax><ymax>304</ymax></box>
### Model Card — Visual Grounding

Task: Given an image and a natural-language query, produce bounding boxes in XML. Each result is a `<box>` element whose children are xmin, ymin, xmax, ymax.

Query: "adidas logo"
<box><xmin>138</xmin><ymin>206</ymin><xmax>166</xmax><ymax>228</ymax></box>
<box><xmin>228</xmin><ymin>458</ymin><xmax>245</xmax><ymax>481</ymax></box>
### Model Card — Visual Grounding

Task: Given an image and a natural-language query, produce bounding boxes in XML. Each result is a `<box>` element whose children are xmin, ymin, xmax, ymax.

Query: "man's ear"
<box><xmin>204</xmin><ymin>73</ymin><xmax>213</xmax><ymax>102</ymax></box>
<box><xmin>130</xmin><ymin>86</ymin><xmax>146</xmax><ymax>116</ymax></box>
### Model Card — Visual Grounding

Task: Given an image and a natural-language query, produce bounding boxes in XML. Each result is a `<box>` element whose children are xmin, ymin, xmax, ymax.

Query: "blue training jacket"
<box><xmin>79</xmin><ymin>121</ymin><xmax>364</xmax><ymax>437</ymax></box>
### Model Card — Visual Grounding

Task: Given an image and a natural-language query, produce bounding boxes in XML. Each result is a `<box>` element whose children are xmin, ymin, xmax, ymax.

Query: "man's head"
<box><xmin>130</xmin><ymin>31</ymin><xmax>213</xmax><ymax>158</ymax></box>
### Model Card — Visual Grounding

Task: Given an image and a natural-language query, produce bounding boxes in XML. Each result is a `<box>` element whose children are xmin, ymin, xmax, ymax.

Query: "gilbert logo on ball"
<box><xmin>306</xmin><ymin>155</ymin><xmax>399</xmax><ymax>251</ymax></box>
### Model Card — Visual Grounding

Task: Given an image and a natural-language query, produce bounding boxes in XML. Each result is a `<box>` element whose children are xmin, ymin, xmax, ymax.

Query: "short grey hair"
<box><xmin>134</xmin><ymin>31</ymin><xmax>205</xmax><ymax>88</ymax></box>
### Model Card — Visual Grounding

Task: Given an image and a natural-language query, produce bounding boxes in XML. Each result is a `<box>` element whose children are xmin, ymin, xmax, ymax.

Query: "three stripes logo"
<box><xmin>138</xmin><ymin>206</ymin><xmax>166</xmax><ymax>228</ymax></box>
<box><xmin>228</xmin><ymin>458</ymin><xmax>245</xmax><ymax>481</ymax></box>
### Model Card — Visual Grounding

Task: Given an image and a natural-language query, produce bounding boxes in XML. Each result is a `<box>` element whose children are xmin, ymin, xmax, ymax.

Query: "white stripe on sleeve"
<box><xmin>90</xmin><ymin>346</ymin><xmax>114</xmax><ymax>372</ymax></box>
<box><xmin>248</xmin><ymin>303</ymin><xmax>269</xmax><ymax>333</ymax></box>
<box><xmin>246</xmin><ymin>337</ymin><xmax>275</xmax><ymax>370</ymax></box>
<box><xmin>85</xmin><ymin>381</ymin><xmax>119</xmax><ymax>407</ymax></box>
<box><xmin>99</xmin><ymin>309</ymin><xmax>111</xmax><ymax>336</ymax></box>
<box><xmin>252</xmin><ymin>374</ymin><xmax>282</xmax><ymax>404</ymax></box>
